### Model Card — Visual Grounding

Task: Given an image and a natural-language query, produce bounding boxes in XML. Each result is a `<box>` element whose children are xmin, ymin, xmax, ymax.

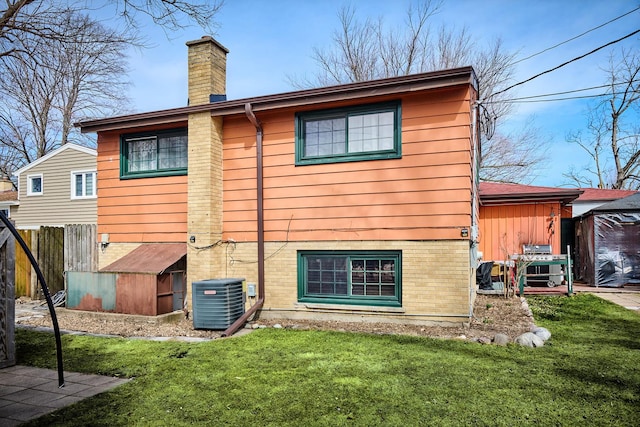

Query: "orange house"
<box><xmin>478</xmin><ymin>182</ymin><xmax>583</xmax><ymax>262</ymax></box>
<box><xmin>77</xmin><ymin>37</ymin><xmax>481</xmax><ymax>330</ymax></box>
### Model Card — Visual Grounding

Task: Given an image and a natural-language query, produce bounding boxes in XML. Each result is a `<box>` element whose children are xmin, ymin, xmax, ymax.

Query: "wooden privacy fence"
<box><xmin>37</xmin><ymin>226</ymin><xmax>64</xmax><ymax>298</ymax></box>
<box><xmin>64</xmin><ymin>224</ymin><xmax>98</xmax><ymax>273</ymax></box>
<box><xmin>14</xmin><ymin>224</ymin><xmax>97</xmax><ymax>298</ymax></box>
<box><xmin>15</xmin><ymin>229</ymin><xmax>34</xmax><ymax>297</ymax></box>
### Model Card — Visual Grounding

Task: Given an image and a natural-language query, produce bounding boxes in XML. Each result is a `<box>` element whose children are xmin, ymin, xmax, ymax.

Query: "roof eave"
<box><xmin>480</xmin><ymin>191</ymin><xmax>583</xmax><ymax>206</ymax></box>
<box><xmin>76</xmin><ymin>67</ymin><xmax>476</xmax><ymax>134</ymax></box>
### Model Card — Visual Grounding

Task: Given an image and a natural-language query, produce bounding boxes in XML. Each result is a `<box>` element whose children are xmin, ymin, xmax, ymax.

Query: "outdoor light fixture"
<box><xmin>461</xmin><ymin>228</ymin><xmax>469</xmax><ymax>237</ymax></box>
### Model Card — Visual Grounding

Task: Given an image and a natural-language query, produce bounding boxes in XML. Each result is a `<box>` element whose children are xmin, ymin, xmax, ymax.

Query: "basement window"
<box><xmin>120</xmin><ymin>128</ymin><xmax>188</xmax><ymax>178</ymax></box>
<box><xmin>298</xmin><ymin>250</ymin><xmax>402</xmax><ymax>307</ymax></box>
<box><xmin>295</xmin><ymin>102</ymin><xmax>401</xmax><ymax>165</ymax></box>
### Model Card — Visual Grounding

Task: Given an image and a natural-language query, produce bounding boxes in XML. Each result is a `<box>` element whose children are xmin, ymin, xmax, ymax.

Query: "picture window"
<box><xmin>295</xmin><ymin>102</ymin><xmax>401</xmax><ymax>165</ymax></box>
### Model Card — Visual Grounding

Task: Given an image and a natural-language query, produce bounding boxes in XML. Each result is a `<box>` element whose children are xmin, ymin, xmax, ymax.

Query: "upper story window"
<box><xmin>27</xmin><ymin>174</ymin><xmax>43</xmax><ymax>196</ymax></box>
<box><xmin>71</xmin><ymin>171</ymin><xmax>97</xmax><ymax>199</ymax></box>
<box><xmin>120</xmin><ymin>128</ymin><xmax>188</xmax><ymax>178</ymax></box>
<box><xmin>295</xmin><ymin>102</ymin><xmax>401</xmax><ymax>165</ymax></box>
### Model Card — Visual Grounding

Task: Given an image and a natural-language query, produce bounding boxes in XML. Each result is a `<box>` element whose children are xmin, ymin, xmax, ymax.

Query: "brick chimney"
<box><xmin>0</xmin><ymin>174</ymin><xmax>14</xmax><ymax>192</ymax></box>
<box><xmin>186</xmin><ymin>37</ymin><xmax>229</xmax><ymax>306</ymax></box>
<box><xmin>186</xmin><ymin>36</ymin><xmax>229</xmax><ymax>106</ymax></box>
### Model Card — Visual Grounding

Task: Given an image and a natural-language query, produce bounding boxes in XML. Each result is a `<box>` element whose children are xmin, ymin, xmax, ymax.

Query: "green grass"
<box><xmin>16</xmin><ymin>293</ymin><xmax>640</xmax><ymax>426</ymax></box>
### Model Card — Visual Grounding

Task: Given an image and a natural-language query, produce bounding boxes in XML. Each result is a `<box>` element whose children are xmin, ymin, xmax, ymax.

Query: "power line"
<box><xmin>500</xmin><ymin>85</ymin><xmax>610</xmax><ymax>101</ymax></box>
<box><xmin>501</xmin><ymin>92</ymin><xmax>626</xmax><ymax>104</ymax></box>
<box><xmin>481</xmin><ymin>82</ymin><xmax>637</xmax><ymax>104</ymax></box>
<box><xmin>513</xmin><ymin>6</ymin><xmax>640</xmax><ymax>65</ymax></box>
<box><xmin>486</xmin><ymin>28</ymin><xmax>640</xmax><ymax>100</ymax></box>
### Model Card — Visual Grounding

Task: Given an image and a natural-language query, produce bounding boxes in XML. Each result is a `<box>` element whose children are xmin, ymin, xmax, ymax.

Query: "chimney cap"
<box><xmin>186</xmin><ymin>36</ymin><xmax>229</xmax><ymax>54</ymax></box>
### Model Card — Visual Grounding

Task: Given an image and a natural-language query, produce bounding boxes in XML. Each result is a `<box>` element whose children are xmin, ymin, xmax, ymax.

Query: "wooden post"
<box><xmin>0</xmin><ymin>224</ymin><xmax>16</xmax><ymax>368</ymax></box>
<box><xmin>567</xmin><ymin>245</ymin><xmax>573</xmax><ymax>296</ymax></box>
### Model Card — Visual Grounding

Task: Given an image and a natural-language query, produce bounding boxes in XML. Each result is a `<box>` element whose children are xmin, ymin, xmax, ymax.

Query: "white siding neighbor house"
<box><xmin>12</xmin><ymin>144</ymin><xmax>97</xmax><ymax>228</ymax></box>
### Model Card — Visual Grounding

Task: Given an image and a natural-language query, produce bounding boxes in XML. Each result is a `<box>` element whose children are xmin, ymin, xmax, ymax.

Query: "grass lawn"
<box><xmin>16</xmin><ymin>294</ymin><xmax>640</xmax><ymax>426</ymax></box>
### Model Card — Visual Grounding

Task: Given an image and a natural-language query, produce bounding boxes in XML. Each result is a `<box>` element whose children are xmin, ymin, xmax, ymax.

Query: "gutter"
<box><xmin>75</xmin><ymin>67</ymin><xmax>475</xmax><ymax>133</ymax></box>
<box><xmin>221</xmin><ymin>103</ymin><xmax>265</xmax><ymax>337</ymax></box>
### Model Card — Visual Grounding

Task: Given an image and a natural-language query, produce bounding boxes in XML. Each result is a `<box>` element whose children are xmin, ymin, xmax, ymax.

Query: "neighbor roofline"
<box><xmin>12</xmin><ymin>143</ymin><xmax>96</xmax><ymax>176</ymax></box>
<box><xmin>75</xmin><ymin>66</ymin><xmax>477</xmax><ymax>133</ymax></box>
<box><xmin>480</xmin><ymin>189</ymin><xmax>584</xmax><ymax>206</ymax></box>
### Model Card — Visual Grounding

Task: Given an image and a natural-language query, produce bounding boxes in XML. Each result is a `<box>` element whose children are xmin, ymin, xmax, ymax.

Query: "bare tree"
<box><xmin>480</xmin><ymin>119</ymin><xmax>550</xmax><ymax>184</ymax></box>
<box><xmin>0</xmin><ymin>11</ymin><xmax>130</xmax><ymax>173</ymax></box>
<box><xmin>290</xmin><ymin>1</ymin><xmax>547</xmax><ymax>184</ymax></box>
<box><xmin>1</xmin><ymin>1</ymin><xmax>74</xmax><ymax>58</ymax></box>
<box><xmin>118</xmin><ymin>0</ymin><xmax>224</xmax><ymax>34</ymax></box>
<box><xmin>563</xmin><ymin>112</ymin><xmax>609</xmax><ymax>189</ymax></box>
<box><xmin>0</xmin><ymin>0</ymin><xmax>223</xmax><ymax>174</ymax></box>
<box><xmin>1</xmin><ymin>0</ymin><xmax>224</xmax><ymax>57</ymax></box>
<box><xmin>565</xmin><ymin>48</ymin><xmax>640</xmax><ymax>190</ymax></box>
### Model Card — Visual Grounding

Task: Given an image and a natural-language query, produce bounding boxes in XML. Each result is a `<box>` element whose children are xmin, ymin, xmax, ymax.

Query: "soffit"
<box><xmin>479</xmin><ymin>182</ymin><xmax>583</xmax><ymax>206</ymax></box>
<box><xmin>76</xmin><ymin>67</ymin><xmax>476</xmax><ymax>133</ymax></box>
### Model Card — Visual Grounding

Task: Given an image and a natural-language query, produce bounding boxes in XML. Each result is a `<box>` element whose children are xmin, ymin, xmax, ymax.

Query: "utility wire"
<box><xmin>500</xmin><ymin>91</ymin><xmax>629</xmax><ymax>104</ymax></box>
<box><xmin>497</xmin><ymin>84</ymin><xmax>610</xmax><ymax>101</ymax></box>
<box><xmin>481</xmin><ymin>82</ymin><xmax>638</xmax><ymax>104</ymax></box>
<box><xmin>487</xmin><ymin>28</ymin><xmax>640</xmax><ymax>100</ymax></box>
<box><xmin>513</xmin><ymin>6</ymin><xmax>640</xmax><ymax>65</ymax></box>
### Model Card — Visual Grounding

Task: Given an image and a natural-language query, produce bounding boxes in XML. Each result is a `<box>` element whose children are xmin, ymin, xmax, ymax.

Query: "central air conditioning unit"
<box><xmin>192</xmin><ymin>278</ymin><xmax>245</xmax><ymax>330</ymax></box>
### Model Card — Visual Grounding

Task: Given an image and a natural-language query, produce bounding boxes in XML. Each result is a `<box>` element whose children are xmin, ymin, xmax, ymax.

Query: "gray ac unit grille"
<box><xmin>192</xmin><ymin>278</ymin><xmax>245</xmax><ymax>330</ymax></box>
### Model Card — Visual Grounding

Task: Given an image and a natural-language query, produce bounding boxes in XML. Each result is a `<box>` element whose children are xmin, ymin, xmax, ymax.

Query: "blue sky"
<box><xmin>97</xmin><ymin>0</ymin><xmax>639</xmax><ymax>188</ymax></box>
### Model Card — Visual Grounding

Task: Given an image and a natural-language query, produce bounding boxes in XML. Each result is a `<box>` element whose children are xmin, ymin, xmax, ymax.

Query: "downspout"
<box><xmin>221</xmin><ymin>103</ymin><xmax>265</xmax><ymax>337</ymax></box>
<box><xmin>470</xmin><ymin>99</ymin><xmax>480</xmax><ymax>320</ymax></box>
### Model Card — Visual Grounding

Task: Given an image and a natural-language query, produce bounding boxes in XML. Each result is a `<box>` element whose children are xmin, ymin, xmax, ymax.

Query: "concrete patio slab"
<box><xmin>0</xmin><ymin>365</ymin><xmax>129</xmax><ymax>426</ymax></box>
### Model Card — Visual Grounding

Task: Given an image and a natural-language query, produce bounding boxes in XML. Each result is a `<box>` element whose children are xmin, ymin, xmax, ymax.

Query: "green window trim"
<box><xmin>295</xmin><ymin>102</ymin><xmax>402</xmax><ymax>165</ymax></box>
<box><xmin>120</xmin><ymin>128</ymin><xmax>188</xmax><ymax>179</ymax></box>
<box><xmin>298</xmin><ymin>250</ymin><xmax>402</xmax><ymax>307</ymax></box>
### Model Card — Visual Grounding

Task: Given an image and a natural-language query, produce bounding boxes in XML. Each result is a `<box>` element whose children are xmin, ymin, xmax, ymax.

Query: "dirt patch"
<box><xmin>16</xmin><ymin>294</ymin><xmax>534</xmax><ymax>342</ymax></box>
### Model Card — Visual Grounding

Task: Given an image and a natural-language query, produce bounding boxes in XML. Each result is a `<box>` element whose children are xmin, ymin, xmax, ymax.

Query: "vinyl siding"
<box><xmin>13</xmin><ymin>148</ymin><xmax>97</xmax><ymax>227</ymax></box>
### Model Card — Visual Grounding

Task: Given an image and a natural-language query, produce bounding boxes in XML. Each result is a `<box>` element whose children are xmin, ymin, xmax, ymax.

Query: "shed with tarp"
<box><xmin>575</xmin><ymin>192</ymin><xmax>640</xmax><ymax>287</ymax></box>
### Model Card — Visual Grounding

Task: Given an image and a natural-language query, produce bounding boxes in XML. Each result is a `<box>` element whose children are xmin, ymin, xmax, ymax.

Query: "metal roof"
<box><xmin>100</xmin><ymin>243</ymin><xmax>187</xmax><ymax>274</ymax></box>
